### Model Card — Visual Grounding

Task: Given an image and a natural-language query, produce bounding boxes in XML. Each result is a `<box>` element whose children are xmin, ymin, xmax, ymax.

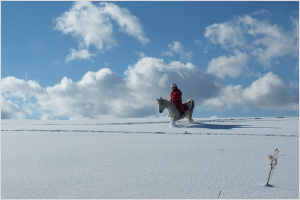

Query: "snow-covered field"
<box><xmin>1</xmin><ymin>117</ymin><xmax>299</xmax><ymax>199</ymax></box>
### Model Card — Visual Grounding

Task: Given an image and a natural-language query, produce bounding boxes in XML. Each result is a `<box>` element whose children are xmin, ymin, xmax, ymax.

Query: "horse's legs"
<box><xmin>187</xmin><ymin>110</ymin><xmax>194</xmax><ymax>123</ymax></box>
<box><xmin>188</xmin><ymin>113</ymin><xmax>192</xmax><ymax>123</ymax></box>
<box><xmin>172</xmin><ymin>114</ymin><xmax>181</xmax><ymax>123</ymax></box>
<box><xmin>169</xmin><ymin>114</ymin><xmax>180</xmax><ymax>127</ymax></box>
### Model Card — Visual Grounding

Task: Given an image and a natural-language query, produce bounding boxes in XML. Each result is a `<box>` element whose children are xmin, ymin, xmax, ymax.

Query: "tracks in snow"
<box><xmin>1</xmin><ymin>117</ymin><xmax>298</xmax><ymax>126</ymax></box>
<box><xmin>1</xmin><ymin>129</ymin><xmax>298</xmax><ymax>138</ymax></box>
<box><xmin>2</xmin><ymin>117</ymin><xmax>298</xmax><ymax>138</ymax></box>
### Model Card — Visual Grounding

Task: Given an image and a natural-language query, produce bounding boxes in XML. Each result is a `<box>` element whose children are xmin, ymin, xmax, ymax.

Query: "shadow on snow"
<box><xmin>176</xmin><ymin>122</ymin><xmax>280</xmax><ymax>130</ymax></box>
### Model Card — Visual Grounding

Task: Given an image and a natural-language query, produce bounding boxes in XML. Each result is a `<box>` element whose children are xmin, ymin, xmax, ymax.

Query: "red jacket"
<box><xmin>170</xmin><ymin>89</ymin><xmax>182</xmax><ymax>102</ymax></box>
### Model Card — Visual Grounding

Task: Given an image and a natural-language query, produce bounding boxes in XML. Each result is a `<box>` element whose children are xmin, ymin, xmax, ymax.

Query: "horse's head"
<box><xmin>156</xmin><ymin>97</ymin><xmax>164</xmax><ymax>113</ymax></box>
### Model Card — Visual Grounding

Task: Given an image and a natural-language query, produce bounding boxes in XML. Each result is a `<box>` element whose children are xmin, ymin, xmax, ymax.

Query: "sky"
<box><xmin>1</xmin><ymin>1</ymin><xmax>299</xmax><ymax>120</ymax></box>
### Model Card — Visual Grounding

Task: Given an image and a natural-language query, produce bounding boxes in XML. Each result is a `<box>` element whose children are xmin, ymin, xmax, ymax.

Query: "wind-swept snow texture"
<box><xmin>1</xmin><ymin>117</ymin><xmax>299</xmax><ymax>199</ymax></box>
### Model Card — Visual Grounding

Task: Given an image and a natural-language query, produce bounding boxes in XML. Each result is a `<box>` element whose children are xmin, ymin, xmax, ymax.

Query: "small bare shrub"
<box><xmin>266</xmin><ymin>148</ymin><xmax>284</xmax><ymax>186</ymax></box>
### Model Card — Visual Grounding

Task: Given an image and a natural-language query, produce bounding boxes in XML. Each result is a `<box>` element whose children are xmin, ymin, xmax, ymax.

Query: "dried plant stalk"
<box><xmin>266</xmin><ymin>148</ymin><xmax>284</xmax><ymax>186</ymax></box>
<box><xmin>217</xmin><ymin>191</ymin><xmax>221</xmax><ymax>199</ymax></box>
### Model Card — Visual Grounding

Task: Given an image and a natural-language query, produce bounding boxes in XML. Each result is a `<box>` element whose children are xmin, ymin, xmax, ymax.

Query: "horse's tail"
<box><xmin>187</xmin><ymin>99</ymin><xmax>194</xmax><ymax>111</ymax></box>
<box><xmin>187</xmin><ymin>99</ymin><xmax>194</xmax><ymax>123</ymax></box>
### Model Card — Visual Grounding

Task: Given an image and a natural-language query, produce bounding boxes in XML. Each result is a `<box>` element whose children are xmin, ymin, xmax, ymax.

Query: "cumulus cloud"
<box><xmin>207</xmin><ymin>50</ymin><xmax>248</xmax><ymax>79</ymax></box>
<box><xmin>101</xmin><ymin>2</ymin><xmax>149</xmax><ymax>45</ymax></box>
<box><xmin>204</xmin><ymin>72</ymin><xmax>299</xmax><ymax>111</ymax></box>
<box><xmin>66</xmin><ymin>49</ymin><xmax>96</xmax><ymax>63</ymax></box>
<box><xmin>1</xmin><ymin>96</ymin><xmax>26</xmax><ymax>119</ymax></box>
<box><xmin>41</xmin><ymin>114</ymin><xmax>54</xmax><ymax>120</ymax></box>
<box><xmin>1</xmin><ymin>76</ymin><xmax>44</xmax><ymax>98</ymax></box>
<box><xmin>205</xmin><ymin>22</ymin><xmax>244</xmax><ymax>49</ymax></box>
<box><xmin>125</xmin><ymin>57</ymin><xmax>217</xmax><ymax>102</ymax></box>
<box><xmin>163</xmin><ymin>41</ymin><xmax>193</xmax><ymax>61</ymax></box>
<box><xmin>54</xmin><ymin>1</ymin><xmax>115</xmax><ymax>50</ymax></box>
<box><xmin>244</xmin><ymin>16</ymin><xmax>299</xmax><ymax>66</ymax></box>
<box><xmin>1</xmin><ymin>57</ymin><xmax>218</xmax><ymax>119</ymax></box>
<box><xmin>54</xmin><ymin>1</ymin><xmax>149</xmax><ymax>62</ymax></box>
<box><xmin>243</xmin><ymin>72</ymin><xmax>298</xmax><ymax>110</ymax></box>
<box><xmin>204</xmin><ymin>84</ymin><xmax>244</xmax><ymax>111</ymax></box>
<box><xmin>205</xmin><ymin>14</ymin><xmax>299</xmax><ymax>67</ymax></box>
<box><xmin>289</xmin><ymin>80</ymin><xmax>299</xmax><ymax>104</ymax></box>
<box><xmin>2</xmin><ymin>62</ymin><xmax>298</xmax><ymax>119</ymax></box>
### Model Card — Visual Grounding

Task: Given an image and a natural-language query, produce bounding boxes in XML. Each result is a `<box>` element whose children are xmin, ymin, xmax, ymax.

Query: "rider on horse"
<box><xmin>170</xmin><ymin>83</ymin><xmax>188</xmax><ymax>115</ymax></box>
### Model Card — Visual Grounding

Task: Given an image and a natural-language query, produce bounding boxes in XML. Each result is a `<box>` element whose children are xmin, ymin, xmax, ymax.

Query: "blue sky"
<box><xmin>1</xmin><ymin>1</ymin><xmax>299</xmax><ymax>120</ymax></box>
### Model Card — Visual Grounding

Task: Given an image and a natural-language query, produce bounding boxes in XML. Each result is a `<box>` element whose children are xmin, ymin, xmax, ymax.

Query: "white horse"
<box><xmin>156</xmin><ymin>97</ymin><xmax>194</xmax><ymax>126</ymax></box>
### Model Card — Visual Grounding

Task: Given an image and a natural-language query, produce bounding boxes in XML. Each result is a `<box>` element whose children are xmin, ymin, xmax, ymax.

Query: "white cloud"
<box><xmin>138</xmin><ymin>52</ymin><xmax>146</xmax><ymax>58</ymax></box>
<box><xmin>54</xmin><ymin>1</ymin><xmax>115</xmax><ymax>50</ymax></box>
<box><xmin>207</xmin><ymin>50</ymin><xmax>248</xmax><ymax>79</ymax></box>
<box><xmin>1</xmin><ymin>57</ymin><xmax>218</xmax><ymax>119</ymax></box>
<box><xmin>66</xmin><ymin>49</ymin><xmax>96</xmax><ymax>63</ymax></box>
<box><xmin>163</xmin><ymin>41</ymin><xmax>193</xmax><ymax>61</ymax></box>
<box><xmin>204</xmin><ymin>84</ymin><xmax>244</xmax><ymax>111</ymax></box>
<box><xmin>204</xmin><ymin>22</ymin><xmax>244</xmax><ymax>49</ymax></box>
<box><xmin>289</xmin><ymin>81</ymin><xmax>299</xmax><ymax>104</ymax></box>
<box><xmin>204</xmin><ymin>14</ymin><xmax>299</xmax><ymax>67</ymax></box>
<box><xmin>54</xmin><ymin>1</ymin><xmax>149</xmax><ymax>61</ymax></box>
<box><xmin>204</xmin><ymin>72</ymin><xmax>299</xmax><ymax>111</ymax></box>
<box><xmin>243</xmin><ymin>72</ymin><xmax>298</xmax><ymax>110</ymax></box>
<box><xmin>41</xmin><ymin>114</ymin><xmax>54</xmax><ymax>120</ymax></box>
<box><xmin>100</xmin><ymin>2</ymin><xmax>149</xmax><ymax>45</ymax></box>
<box><xmin>25</xmin><ymin>71</ymin><xmax>29</xmax><ymax>80</ymax></box>
<box><xmin>242</xmin><ymin>16</ymin><xmax>299</xmax><ymax>66</ymax></box>
<box><xmin>2</xmin><ymin>65</ymin><xmax>298</xmax><ymax>119</ymax></box>
<box><xmin>1</xmin><ymin>76</ymin><xmax>44</xmax><ymax>98</ymax></box>
<box><xmin>289</xmin><ymin>80</ymin><xmax>299</xmax><ymax>89</ymax></box>
<box><xmin>1</xmin><ymin>96</ymin><xmax>26</xmax><ymax>119</ymax></box>
<box><xmin>194</xmin><ymin>39</ymin><xmax>203</xmax><ymax>46</ymax></box>
<box><xmin>124</xmin><ymin>57</ymin><xmax>217</xmax><ymax>102</ymax></box>
<box><xmin>252</xmin><ymin>10</ymin><xmax>272</xmax><ymax>17</ymax></box>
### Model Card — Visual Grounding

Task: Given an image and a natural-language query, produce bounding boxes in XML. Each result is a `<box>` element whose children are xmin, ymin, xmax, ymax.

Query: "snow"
<box><xmin>1</xmin><ymin>117</ymin><xmax>299</xmax><ymax>199</ymax></box>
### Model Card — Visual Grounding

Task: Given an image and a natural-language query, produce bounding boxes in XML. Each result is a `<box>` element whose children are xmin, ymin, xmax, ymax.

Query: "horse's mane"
<box><xmin>162</xmin><ymin>99</ymin><xmax>175</xmax><ymax>105</ymax></box>
<box><xmin>162</xmin><ymin>98</ymin><xmax>173</xmax><ymax>102</ymax></box>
